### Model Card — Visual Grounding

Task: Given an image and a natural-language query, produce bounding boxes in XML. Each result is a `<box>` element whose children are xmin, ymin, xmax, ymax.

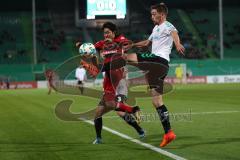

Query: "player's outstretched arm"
<box><xmin>80</xmin><ymin>60</ymin><xmax>100</xmax><ymax>78</ymax></box>
<box><xmin>123</xmin><ymin>39</ymin><xmax>151</xmax><ymax>51</ymax></box>
<box><xmin>133</xmin><ymin>40</ymin><xmax>151</xmax><ymax>48</ymax></box>
<box><xmin>171</xmin><ymin>31</ymin><xmax>185</xmax><ymax>55</ymax></box>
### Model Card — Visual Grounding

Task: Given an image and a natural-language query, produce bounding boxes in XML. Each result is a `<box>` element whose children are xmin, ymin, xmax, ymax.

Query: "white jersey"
<box><xmin>75</xmin><ymin>67</ymin><xmax>86</xmax><ymax>81</ymax></box>
<box><xmin>148</xmin><ymin>21</ymin><xmax>177</xmax><ymax>61</ymax></box>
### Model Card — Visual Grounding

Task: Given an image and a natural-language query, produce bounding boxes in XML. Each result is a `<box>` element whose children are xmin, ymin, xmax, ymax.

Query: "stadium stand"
<box><xmin>0</xmin><ymin>0</ymin><xmax>240</xmax><ymax>82</ymax></box>
<box><xmin>0</xmin><ymin>12</ymin><xmax>31</xmax><ymax>64</ymax></box>
<box><xmin>186</xmin><ymin>7</ymin><xmax>240</xmax><ymax>58</ymax></box>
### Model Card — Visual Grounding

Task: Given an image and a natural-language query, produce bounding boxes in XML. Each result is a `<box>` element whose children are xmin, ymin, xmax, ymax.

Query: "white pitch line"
<box><xmin>103</xmin><ymin>110</ymin><xmax>240</xmax><ymax>119</ymax></box>
<box><xmin>188</xmin><ymin>110</ymin><xmax>240</xmax><ymax>115</ymax></box>
<box><xmin>81</xmin><ymin>119</ymin><xmax>187</xmax><ymax>160</ymax></box>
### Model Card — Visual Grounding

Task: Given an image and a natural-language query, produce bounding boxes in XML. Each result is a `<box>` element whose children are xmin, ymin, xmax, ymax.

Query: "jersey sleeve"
<box><xmin>94</xmin><ymin>40</ymin><xmax>104</xmax><ymax>51</ymax></box>
<box><xmin>115</xmin><ymin>35</ymin><xmax>129</xmax><ymax>43</ymax></box>
<box><xmin>165</xmin><ymin>21</ymin><xmax>178</xmax><ymax>35</ymax></box>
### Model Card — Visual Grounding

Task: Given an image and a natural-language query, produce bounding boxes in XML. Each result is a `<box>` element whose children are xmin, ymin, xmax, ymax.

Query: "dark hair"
<box><xmin>102</xmin><ymin>21</ymin><xmax>119</xmax><ymax>36</ymax></box>
<box><xmin>151</xmin><ymin>2</ymin><xmax>168</xmax><ymax>15</ymax></box>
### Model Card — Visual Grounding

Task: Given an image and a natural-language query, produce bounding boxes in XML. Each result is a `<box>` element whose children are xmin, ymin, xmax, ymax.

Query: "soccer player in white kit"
<box><xmin>75</xmin><ymin>65</ymin><xmax>87</xmax><ymax>94</ymax></box>
<box><xmin>126</xmin><ymin>3</ymin><xmax>185</xmax><ymax>147</ymax></box>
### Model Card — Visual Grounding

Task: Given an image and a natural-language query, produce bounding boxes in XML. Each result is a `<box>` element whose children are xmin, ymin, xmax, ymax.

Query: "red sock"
<box><xmin>117</xmin><ymin>102</ymin><xmax>133</xmax><ymax>113</ymax></box>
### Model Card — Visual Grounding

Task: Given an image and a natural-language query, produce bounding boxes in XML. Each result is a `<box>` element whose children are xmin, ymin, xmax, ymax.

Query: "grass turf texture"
<box><xmin>0</xmin><ymin>83</ymin><xmax>239</xmax><ymax>160</ymax></box>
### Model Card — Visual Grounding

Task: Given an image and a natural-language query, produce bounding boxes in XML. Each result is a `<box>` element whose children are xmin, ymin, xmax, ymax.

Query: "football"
<box><xmin>79</xmin><ymin>43</ymin><xmax>97</xmax><ymax>56</ymax></box>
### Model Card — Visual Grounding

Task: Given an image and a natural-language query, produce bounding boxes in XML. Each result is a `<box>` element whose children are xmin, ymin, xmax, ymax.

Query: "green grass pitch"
<box><xmin>0</xmin><ymin>83</ymin><xmax>240</xmax><ymax>160</ymax></box>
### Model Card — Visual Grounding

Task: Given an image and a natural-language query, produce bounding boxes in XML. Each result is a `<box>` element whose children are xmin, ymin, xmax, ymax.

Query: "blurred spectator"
<box><xmin>6</xmin><ymin>77</ymin><xmax>10</xmax><ymax>89</ymax></box>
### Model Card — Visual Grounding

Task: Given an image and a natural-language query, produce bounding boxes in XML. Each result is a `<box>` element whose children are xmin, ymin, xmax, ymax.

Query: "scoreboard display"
<box><xmin>87</xmin><ymin>0</ymin><xmax>126</xmax><ymax>19</ymax></box>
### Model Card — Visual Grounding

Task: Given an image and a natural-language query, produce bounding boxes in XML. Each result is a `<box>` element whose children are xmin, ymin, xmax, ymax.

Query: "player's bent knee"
<box><xmin>105</xmin><ymin>101</ymin><xmax>116</xmax><ymax>110</ymax></box>
<box><xmin>116</xmin><ymin>111</ymin><xmax>125</xmax><ymax>117</ymax></box>
<box><xmin>126</xmin><ymin>53</ymin><xmax>138</xmax><ymax>62</ymax></box>
<box><xmin>94</xmin><ymin>106</ymin><xmax>104</xmax><ymax>118</ymax></box>
<box><xmin>102</xmin><ymin>57</ymin><xmax>126</xmax><ymax>71</ymax></box>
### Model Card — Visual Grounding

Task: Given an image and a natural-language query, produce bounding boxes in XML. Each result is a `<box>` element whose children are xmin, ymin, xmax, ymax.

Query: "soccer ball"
<box><xmin>79</xmin><ymin>43</ymin><xmax>96</xmax><ymax>56</ymax></box>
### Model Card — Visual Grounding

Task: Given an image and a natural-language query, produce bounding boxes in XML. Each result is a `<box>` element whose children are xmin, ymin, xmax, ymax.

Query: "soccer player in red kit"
<box><xmin>78</xmin><ymin>22</ymin><xmax>143</xmax><ymax>144</ymax></box>
<box><xmin>44</xmin><ymin>69</ymin><xmax>57</xmax><ymax>95</ymax></box>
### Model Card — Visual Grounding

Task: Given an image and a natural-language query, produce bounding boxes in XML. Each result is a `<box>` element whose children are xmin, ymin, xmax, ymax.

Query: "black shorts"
<box><xmin>77</xmin><ymin>81</ymin><xmax>83</xmax><ymax>85</ymax></box>
<box><xmin>137</xmin><ymin>53</ymin><xmax>169</xmax><ymax>94</ymax></box>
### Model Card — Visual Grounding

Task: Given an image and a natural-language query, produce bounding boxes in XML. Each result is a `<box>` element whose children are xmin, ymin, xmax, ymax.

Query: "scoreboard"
<box><xmin>86</xmin><ymin>0</ymin><xmax>126</xmax><ymax>19</ymax></box>
<box><xmin>76</xmin><ymin>0</ymin><xmax>129</xmax><ymax>27</ymax></box>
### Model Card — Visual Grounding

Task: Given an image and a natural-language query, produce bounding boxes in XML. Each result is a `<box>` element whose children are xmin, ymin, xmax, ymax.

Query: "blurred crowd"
<box><xmin>0</xmin><ymin>30</ymin><xmax>27</xmax><ymax>61</ymax></box>
<box><xmin>36</xmin><ymin>17</ymin><xmax>65</xmax><ymax>51</ymax></box>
